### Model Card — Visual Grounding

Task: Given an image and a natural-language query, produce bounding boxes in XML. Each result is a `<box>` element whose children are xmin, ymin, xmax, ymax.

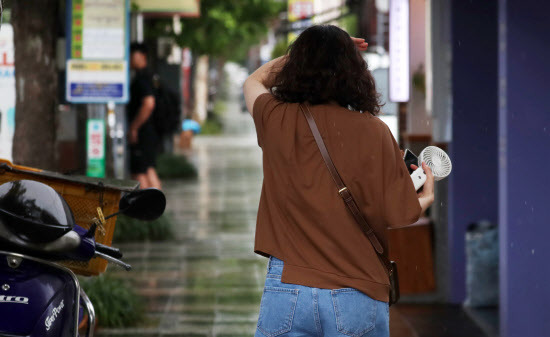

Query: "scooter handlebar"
<box><xmin>94</xmin><ymin>251</ymin><xmax>132</xmax><ymax>271</ymax></box>
<box><xmin>95</xmin><ymin>243</ymin><xmax>123</xmax><ymax>259</ymax></box>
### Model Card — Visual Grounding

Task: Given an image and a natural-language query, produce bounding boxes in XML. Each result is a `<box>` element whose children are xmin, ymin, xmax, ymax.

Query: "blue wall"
<box><xmin>498</xmin><ymin>0</ymin><xmax>550</xmax><ymax>336</ymax></box>
<box><xmin>449</xmin><ymin>0</ymin><xmax>499</xmax><ymax>303</ymax></box>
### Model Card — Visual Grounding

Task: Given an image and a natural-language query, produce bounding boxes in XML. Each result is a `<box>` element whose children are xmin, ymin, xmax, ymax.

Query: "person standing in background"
<box><xmin>127</xmin><ymin>42</ymin><xmax>161</xmax><ymax>189</ymax></box>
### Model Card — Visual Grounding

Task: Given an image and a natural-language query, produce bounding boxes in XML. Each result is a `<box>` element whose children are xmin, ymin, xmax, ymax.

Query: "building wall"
<box><xmin>449</xmin><ymin>0</ymin><xmax>499</xmax><ymax>303</ymax></box>
<box><xmin>498</xmin><ymin>0</ymin><xmax>550</xmax><ymax>336</ymax></box>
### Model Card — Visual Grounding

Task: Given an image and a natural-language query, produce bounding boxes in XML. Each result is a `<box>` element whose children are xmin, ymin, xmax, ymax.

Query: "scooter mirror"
<box><xmin>118</xmin><ymin>188</ymin><xmax>166</xmax><ymax>221</ymax></box>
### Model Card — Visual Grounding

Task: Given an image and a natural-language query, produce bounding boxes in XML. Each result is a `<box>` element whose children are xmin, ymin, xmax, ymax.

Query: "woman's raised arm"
<box><xmin>243</xmin><ymin>56</ymin><xmax>287</xmax><ymax>116</ymax></box>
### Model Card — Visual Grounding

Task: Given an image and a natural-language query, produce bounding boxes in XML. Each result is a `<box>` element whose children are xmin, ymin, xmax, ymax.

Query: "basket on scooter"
<box><xmin>0</xmin><ymin>159</ymin><xmax>138</xmax><ymax>276</ymax></box>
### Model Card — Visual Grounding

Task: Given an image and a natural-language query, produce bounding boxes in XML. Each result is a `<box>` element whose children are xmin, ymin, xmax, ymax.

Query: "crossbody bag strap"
<box><xmin>299</xmin><ymin>104</ymin><xmax>394</xmax><ymax>272</ymax></box>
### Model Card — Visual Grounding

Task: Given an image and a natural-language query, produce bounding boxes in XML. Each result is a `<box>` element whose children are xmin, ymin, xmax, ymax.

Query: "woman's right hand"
<box><xmin>351</xmin><ymin>37</ymin><xmax>369</xmax><ymax>51</ymax></box>
<box><xmin>410</xmin><ymin>162</ymin><xmax>435</xmax><ymax>214</ymax></box>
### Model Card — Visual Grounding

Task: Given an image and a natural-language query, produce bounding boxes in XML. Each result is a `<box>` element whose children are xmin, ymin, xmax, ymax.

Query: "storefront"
<box><xmin>379</xmin><ymin>1</ymin><xmax>550</xmax><ymax>336</ymax></box>
<box><xmin>364</xmin><ymin>1</ymin><xmax>550</xmax><ymax>336</ymax></box>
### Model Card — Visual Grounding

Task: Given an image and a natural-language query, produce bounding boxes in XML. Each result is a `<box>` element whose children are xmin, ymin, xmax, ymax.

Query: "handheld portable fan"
<box><xmin>405</xmin><ymin>146</ymin><xmax>452</xmax><ymax>191</ymax></box>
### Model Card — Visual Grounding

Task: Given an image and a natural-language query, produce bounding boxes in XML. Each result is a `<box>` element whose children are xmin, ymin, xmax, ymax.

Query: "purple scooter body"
<box><xmin>0</xmin><ymin>183</ymin><xmax>166</xmax><ymax>337</ymax></box>
<box><xmin>0</xmin><ymin>251</ymin><xmax>80</xmax><ymax>337</ymax></box>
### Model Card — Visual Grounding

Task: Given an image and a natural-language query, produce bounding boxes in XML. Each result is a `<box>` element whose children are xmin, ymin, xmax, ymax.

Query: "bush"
<box><xmin>113</xmin><ymin>214</ymin><xmax>174</xmax><ymax>242</ymax></box>
<box><xmin>200</xmin><ymin>101</ymin><xmax>226</xmax><ymax>135</ymax></box>
<box><xmin>79</xmin><ymin>275</ymin><xmax>144</xmax><ymax>328</ymax></box>
<box><xmin>156</xmin><ymin>153</ymin><xmax>198</xmax><ymax>179</ymax></box>
<box><xmin>271</xmin><ymin>39</ymin><xmax>290</xmax><ymax>59</ymax></box>
<box><xmin>339</xmin><ymin>12</ymin><xmax>358</xmax><ymax>37</ymax></box>
<box><xmin>200</xmin><ymin>117</ymin><xmax>223</xmax><ymax>135</ymax></box>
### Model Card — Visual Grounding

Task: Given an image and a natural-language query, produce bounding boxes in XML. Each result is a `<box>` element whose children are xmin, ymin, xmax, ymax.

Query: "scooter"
<box><xmin>0</xmin><ymin>180</ymin><xmax>166</xmax><ymax>337</ymax></box>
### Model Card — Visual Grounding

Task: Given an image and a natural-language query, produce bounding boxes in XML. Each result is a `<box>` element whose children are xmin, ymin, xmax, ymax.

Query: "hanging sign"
<box><xmin>389</xmin><ymin>0</ymin><xmax>410</xmax><ymax>102</ymax></box>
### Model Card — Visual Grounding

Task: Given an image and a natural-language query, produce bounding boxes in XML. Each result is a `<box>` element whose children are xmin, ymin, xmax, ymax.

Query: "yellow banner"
<box><xmin>69</xmin><ymin>61</ymin><xmax>124</xmax><ymax>71</ymax></box>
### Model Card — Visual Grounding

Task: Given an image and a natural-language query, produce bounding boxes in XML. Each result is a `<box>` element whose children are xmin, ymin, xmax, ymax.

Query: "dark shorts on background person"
<box><xmin>255</xmin><ymin>256</ymin><xmax>390</xmax><ymax>337</ymax></box>
<box><xmin>129</xmin><ymin>124</ymin><xmax>158</xmax><ymax>175</ymax></box>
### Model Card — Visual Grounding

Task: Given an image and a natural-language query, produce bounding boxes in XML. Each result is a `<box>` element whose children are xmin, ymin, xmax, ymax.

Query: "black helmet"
<box><xmin>0</xmin><ymin>180</ymin><xmax>76</xmax><ymax>243</ymax></box>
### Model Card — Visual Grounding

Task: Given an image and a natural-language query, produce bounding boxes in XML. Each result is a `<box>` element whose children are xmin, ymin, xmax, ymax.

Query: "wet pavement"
<box><xmin>98</xmin><ymin>72</ymin><xmax>265</xmax><ymax>337</ymax></box>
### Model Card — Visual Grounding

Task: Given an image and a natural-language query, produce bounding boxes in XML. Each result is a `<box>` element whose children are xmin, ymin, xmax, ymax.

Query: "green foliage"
<box><xmin>200</xmin><ymin>118</ymin><xmax>223</xmax><ymax>135</ymax></box>
<box><xmin>412</xmin><ymin>65</ymin><xmax>426</xmax><ymax>95</ymax></box>
<box><xmin>79</xmin><ymin>275</ymin><xmax>144</xmax><ymax>328</ymax></box>
<box><xmin>200</xmin><ymin>100</ymin><xmax>226</xmax><ymax>135</ymax></box>
<box><xmin>113</xmin><ymin>214</ymin><xmax>174</xmax><ymax>242</ymax></box>
<box><xmin>148</xmin><ymin>0</ymin><xmax>284</xmax><ymax>62</ymax></box>
<box><xmin>156</xmin><ymin>153</ymin><xmax>198</xmax><ymax>179</ymax></box>
<box><xmin>271</xmin><ymin>38</ymin><xmax>290</xmax><ymax>59</ymax></box>
<box><xmin>339</xmin><ymin>12</ymin><xmax>358</xmax><ymax>37</ymax></box>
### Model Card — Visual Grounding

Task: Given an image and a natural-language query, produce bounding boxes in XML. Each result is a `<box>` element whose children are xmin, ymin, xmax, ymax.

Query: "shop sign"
<box><xmin>86</xmin><ymin>119</ymin><xmax>106</xmax><ymax>178</ymax></box>
<box><xmin>389</xmin><ymin>0</ymin><xmax>410</xmax><ymax>102</ymax></box>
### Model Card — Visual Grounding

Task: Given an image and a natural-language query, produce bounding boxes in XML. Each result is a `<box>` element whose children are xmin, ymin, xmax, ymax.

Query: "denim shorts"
<box><xmin>255</xmin><ymin>256</ymin><xmax>389</xmax><ymax>337</ymax></box>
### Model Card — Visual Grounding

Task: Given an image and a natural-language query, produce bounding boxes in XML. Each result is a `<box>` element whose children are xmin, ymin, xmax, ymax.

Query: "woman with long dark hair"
<box><xmin>244</xmin><ymin>25</ymin><xmax>435</xmax><ymax>337</ymax></box>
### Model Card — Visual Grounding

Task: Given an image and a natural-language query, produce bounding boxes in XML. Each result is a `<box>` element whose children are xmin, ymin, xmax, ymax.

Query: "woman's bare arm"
<box><xmin>243</xmin><ymin>56</ymin><xmax>287</xmax><ymax>116</ymax></box>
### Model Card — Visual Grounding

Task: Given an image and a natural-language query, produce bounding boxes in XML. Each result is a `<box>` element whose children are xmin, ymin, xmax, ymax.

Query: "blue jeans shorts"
<box><xmin>255</xmin><ymin>256</ymin><xmax>390</xmax><ymax>337</ymax></box>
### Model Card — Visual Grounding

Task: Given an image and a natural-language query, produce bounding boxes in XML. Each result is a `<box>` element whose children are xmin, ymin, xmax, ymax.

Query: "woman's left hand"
<box><xmin>351</xmin><ymin>37</ymin><xmax>369</xmax><ymax>51</ymax></box>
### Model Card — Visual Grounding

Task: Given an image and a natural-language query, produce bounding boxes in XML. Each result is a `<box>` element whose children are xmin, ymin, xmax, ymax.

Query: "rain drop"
<box><xmin>532</xmin><ymin>249</ymin><xmax>535</xmax><ymax>255</ymax></box>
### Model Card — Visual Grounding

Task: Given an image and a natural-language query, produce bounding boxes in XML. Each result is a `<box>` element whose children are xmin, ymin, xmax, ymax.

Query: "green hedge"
<box><xmin>156</xmin><ymin>153</ymin><xmax>198</xmax><ymax>179</ymax></box>
<box><xmin>113</xmin><ymin>214</ymin><xmax>174</xmax><ymax>242</ymax></box>
<box><xmin>80</xmin><ymin>275</ymin><xmax>144</xmax><ymax>328</ymax></box>
<box><xmin>200</xmin><ymin>101</ymin><xmax>226</xmax><ymax>135</ymax></box>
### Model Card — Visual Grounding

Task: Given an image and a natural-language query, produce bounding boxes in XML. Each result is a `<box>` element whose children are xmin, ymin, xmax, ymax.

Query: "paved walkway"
<box><xmin>98</xmin><ymin>67</ymin><xmax>265</xmax><ymax>337</ymax></box>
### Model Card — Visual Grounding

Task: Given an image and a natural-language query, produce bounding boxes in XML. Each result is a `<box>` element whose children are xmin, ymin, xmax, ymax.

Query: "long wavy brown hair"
<box><xmin>269</xmin><ymin>25</ymin><xmax>381</xmax><ymax>115</ymax></box>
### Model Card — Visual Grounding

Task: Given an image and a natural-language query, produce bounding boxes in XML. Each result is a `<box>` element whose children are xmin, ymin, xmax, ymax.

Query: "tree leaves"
<box><xmin>148</xmin><ymin>0</ymin><xmax>284</xmax><ymax>61</ymax></box>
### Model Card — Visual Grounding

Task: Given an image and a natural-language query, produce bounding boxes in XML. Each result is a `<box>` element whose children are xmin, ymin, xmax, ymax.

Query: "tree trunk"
<box><xmin>11</xmin><ymin>0</ymin><xmax>59</xmax><ymax>170</ymax></box>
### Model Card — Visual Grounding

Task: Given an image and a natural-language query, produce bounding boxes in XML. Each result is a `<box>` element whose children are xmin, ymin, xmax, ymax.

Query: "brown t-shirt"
<box><xmin>252</xmin><ymin>93</ymin><xmax>421</xmax><ymax>302</ymax></box>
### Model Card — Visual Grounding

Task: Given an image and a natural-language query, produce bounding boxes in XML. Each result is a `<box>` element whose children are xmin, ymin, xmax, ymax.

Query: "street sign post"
<box><xmin>66</xmin><ymin>0</ymin><xmax>130</xmax><ymax>103</ymax></box>
<box><xmin>66</xmin><ymin>0</ymin><xmax>130</xmax><ymax>178</ymax></box>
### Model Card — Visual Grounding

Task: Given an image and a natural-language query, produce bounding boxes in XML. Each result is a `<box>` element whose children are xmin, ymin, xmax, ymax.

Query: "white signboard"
<box><xmin>67</xmin><ymin>0</ymin><xmax>129</xmax><ymax>103</ymax></box>
<box><xmin>389</xmin><ymin>0</ymin><xmax>410</xmax><ymax>102</ymax></box>
<box><xmin>82</xmin><ymin>0</ymin><xmax>126</xmax><ymax>59</ymax></box>
<box><xmin>66</xmin><ymin>60</ymin><xmax>128</xmax><ymax>103</ymax></box>
<box><xmin>0</xmin><ymin>24</ymin><xmax>15</xmax><ymax>161</ymax></box>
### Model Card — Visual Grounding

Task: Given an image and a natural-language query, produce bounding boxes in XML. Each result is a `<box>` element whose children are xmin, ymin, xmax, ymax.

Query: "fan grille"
<box><xmin>419</xmin><ymin>146</ymin><xmax>452</xmax><ymax>181</ymax></box>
